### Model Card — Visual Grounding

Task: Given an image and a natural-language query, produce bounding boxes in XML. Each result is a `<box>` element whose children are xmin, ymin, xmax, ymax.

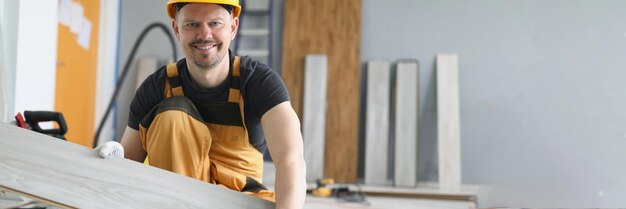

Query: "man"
<box><xmin>119</xmin><ymin>1</ymin><xmax>306</xmax><ymax>208</ymax></box>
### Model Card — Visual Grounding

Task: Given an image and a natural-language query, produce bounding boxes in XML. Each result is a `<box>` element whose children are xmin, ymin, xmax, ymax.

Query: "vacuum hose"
<box><xmin>93</xmin><ymin>22</ymin><xmax>177</xmax><ymax>148</ymax></box>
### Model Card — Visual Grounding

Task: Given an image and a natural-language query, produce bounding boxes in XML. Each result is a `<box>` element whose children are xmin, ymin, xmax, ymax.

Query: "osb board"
<box><xmin>281</xmin><ymin>0</ymin><xmax>361</xmax><ymax>182</ymax></box>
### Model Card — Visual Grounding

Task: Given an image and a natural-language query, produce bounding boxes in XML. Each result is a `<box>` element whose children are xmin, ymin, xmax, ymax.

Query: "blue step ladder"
<box><xmin>232</xmin><ymin>0</ymin><xmax>274</xmax><ymax>67</ymax></box>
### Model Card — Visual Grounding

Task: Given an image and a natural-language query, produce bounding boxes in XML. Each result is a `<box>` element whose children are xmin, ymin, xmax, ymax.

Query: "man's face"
<box><xmin>172</xmin><ymin>3</ymin><xmax>238</xmax><ymax>70</ymax></box>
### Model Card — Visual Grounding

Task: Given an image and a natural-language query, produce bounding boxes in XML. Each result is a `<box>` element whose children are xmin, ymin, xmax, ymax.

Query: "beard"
<box><xmin>189</xmin><ymin>39</ymin><xmax>228</xmax><ymax>70</ymax></box>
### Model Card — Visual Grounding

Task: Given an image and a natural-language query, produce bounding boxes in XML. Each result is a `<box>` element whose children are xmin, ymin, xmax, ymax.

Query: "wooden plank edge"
<box><xmin>0</xmin><ymin>185</ymin><xmax>74</xmax><ymax>209</ymax></box>
<box><xmin>361</xmin><ymin>190</ymin><xmax>475</xmax><ymax>202</ymax></box>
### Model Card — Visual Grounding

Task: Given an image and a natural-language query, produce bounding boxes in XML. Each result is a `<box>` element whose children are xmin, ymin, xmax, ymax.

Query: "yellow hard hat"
<box><xmin>166</xmin><ymin>0</ymin><xmax>241</xmax><ymax>19</ymax></box>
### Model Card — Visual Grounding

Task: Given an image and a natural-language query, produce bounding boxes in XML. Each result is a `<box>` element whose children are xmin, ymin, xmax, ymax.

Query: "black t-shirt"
<box><xmin>128</xmin><ymin>53</ymin><xmax>290</xmax><ymax>153</ymax></box>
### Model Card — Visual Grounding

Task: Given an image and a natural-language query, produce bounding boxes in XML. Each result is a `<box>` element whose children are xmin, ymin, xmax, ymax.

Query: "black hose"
<box><xmin>93</xmin><ymin>22</ymin><xmax>177</xmax><ymax>148</ymax></box>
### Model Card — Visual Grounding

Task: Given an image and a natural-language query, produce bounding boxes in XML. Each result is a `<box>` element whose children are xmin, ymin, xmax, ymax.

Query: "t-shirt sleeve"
<box><xmin>128</xmin><ymin>70</ymin><xmax>165</xmax><ymax>130</ymax></box>
<box><xmin>245</xmin><ymin>63</ymin><xmax>291</xmax><ymax>118</ymax></box>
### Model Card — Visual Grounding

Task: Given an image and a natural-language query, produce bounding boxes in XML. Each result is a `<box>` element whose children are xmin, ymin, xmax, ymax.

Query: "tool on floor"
<box><xmin>312</xmin><ymin>178</ymin><xmax>335</xmax><ymax>197</ymax></box>
<box><xmin>310</xmin><ymin>178</ymin><xmax>371</xmax><ymax>205</ymax></box>
<box><xmin>312</xmin><ymin>178</ymin><xmax>356</xmax><ymax>198</ymax></box>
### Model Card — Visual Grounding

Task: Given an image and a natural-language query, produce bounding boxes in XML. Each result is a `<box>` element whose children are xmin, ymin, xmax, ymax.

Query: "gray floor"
<box><xmin>263</xmin><ymin>162</ymin><xmax>476</xmax><ymax>209</ymax></box>
<box><xmin>304</xmin><ymin>196</ymin><xmax>474</xmax><ymax>209</ymax></box>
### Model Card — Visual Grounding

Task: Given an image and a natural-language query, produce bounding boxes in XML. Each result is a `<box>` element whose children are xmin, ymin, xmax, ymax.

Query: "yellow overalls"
<box><xmin>138</xmin><ymin>57</ymin><xmax>275</xmax><ymax>202</ymax></box>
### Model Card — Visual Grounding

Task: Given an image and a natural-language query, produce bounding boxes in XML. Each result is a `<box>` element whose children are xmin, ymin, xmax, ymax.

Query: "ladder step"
<box><xmin>245</xmin><ymin>0</ymin><xmax>270</xmax><ymax>11</ymax></box>
<box><xmin>238</xmin><ymin>50</ymin><xmax>269</xmax><ymax>57</ymax></box>
<box><xmin>239</xmin><ymin>29</ymin><xmax>270</xmax><ymax>36</ymax></box>
<box><xmin>244</xmin><ymin>10</ymin><xmax>270</xmax><ymax>16</ymax></box>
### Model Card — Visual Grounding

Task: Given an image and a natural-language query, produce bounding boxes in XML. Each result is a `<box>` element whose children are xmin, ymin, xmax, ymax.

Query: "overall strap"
<box><xmin>227</xmin><ymin>56</ymin><xmax>242</xmax><ymax>103</ymax></box>
<box><xmin>227</xmin><ymin>56</ymin><xmax>246</xmax><ymax>126</ymax></box>
<box><xmin>165</xmin><ymin>63</ymin><xmax>184</xmax><ymax>97</ymax></box>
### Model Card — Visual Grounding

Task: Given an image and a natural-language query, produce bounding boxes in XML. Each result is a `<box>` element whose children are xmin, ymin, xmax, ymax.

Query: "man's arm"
<box><xmin>119</xmin><ymin>127</ymin><xmax>147</xmax><ymax>163</ymax></box>
<box><xmin>262</xmin><ymin>101</ymin><xmax>306</xmax><ymax>209</ymax></box>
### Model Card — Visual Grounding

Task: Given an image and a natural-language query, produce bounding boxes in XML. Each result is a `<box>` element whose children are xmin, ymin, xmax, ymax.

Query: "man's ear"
<box><xmin>172</xmin><ymin>19</ymin><xmax>180</xmax><ymax>41</ymax></box>
<box><xmin>231</xmin><ymin>17</ymin><xmax>239</xmax><ymax>41</ymax></box>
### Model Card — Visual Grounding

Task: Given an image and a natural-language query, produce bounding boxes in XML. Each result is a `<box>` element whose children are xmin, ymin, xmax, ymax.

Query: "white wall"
<box><xmin>0</xmin><ymin>0</ymin><xmax>19</xmax><ymax>122</ymax></box>
<box><xmin>94</xmin><ymin>0</ymin><xmax>121</xmax><ymax>145</ymax></box>
<box><xmin>0</xmin><ymin>10</ymin><xmax>5</xmax><ymax>122</ymax></box>
<box><xmin>361</xmin><ymin>0</ymin><xmax>626</xmax><ymax>207</ymax></box>
<box><xmin>12</xmin><ymin>0</ymin><xmax>58</xmax><ymax>115</ymax></box>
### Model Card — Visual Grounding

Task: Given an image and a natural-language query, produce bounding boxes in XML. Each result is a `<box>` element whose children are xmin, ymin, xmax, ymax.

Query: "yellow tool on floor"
<box><xmin>312</xmin><ymin>178</ymin><xmax>335</xmax><ymax>197</ymax></box>
<box><xmin>311</xmin><ymin>178</ymin><xmax>369</xmax><ymax>205</ymax></box>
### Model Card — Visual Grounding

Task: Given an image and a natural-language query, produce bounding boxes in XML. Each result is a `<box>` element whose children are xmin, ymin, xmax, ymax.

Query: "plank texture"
<box><xmin>394</xmin><ymin>60</ymin><xmax>419</xmax><ymax>187</ymax></box>
<box><xmin>303</xmin><ymin>54</ymin><xmax>328</xmax><ymax>181</ymax></box>
<box><xmin>364</xmin><ymin>61</ymin><xmax>390</xmax><ymax>185</ymax></box>
<box><xmin>282</xmin><ymin>0</ymin><xmax>362</xmax><ymax>182</ymax></box>
<box><xmin>0</xmin><ymin>124</ymin><xmax>274</xmax><ymax>209</ymax></box>
<box><xmin>436</xmin><ymin>54</ymin><xmax>461</xmax><ymax>191</ymax></box>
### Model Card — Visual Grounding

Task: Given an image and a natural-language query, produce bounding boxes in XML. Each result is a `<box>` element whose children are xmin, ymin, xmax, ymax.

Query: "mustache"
<box><xmin>190</xmin><ymin>39</ymin><xmax>220</xmax><ymax>45</ymax></box>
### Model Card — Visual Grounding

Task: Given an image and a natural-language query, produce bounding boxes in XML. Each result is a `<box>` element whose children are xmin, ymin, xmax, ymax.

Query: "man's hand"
<box><xmin>96</xmin><ymin>141</ymin><xmax>125</xmax><ymax>158</ymax></box>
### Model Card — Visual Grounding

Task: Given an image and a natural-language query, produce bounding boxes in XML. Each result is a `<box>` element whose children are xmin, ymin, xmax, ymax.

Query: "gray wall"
<box><xmin>115</xmin><ymin>0</ymin><xmax>283</xmax><ymax>138</ymax></box>
<box><xmin>361</xmin><ymin>0</ymin><xmax>626</xmax><ymax>207</ymax></box>
<box><xmin>115</xmin><ymin>0</ymin><xmax>178</xmax><ymax>139</ymax></box>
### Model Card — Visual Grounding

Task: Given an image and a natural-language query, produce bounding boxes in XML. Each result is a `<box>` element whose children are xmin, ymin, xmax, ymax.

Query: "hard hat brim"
<box><xmin>166</xmin><ymin>0</ymin><xmax>241</xmax><ymax>19</ymax></box>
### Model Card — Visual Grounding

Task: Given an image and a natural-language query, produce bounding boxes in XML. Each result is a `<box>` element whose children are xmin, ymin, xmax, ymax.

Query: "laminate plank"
<box><xmin>436</xmin><ymin>54</ymin><xmax>461</xmax><ymax>192</ymax></box>
<box><xmin>364</xmin><ymin>60</ymin><xmax>390</xmax><ymax>185</ymax></box>
<box><xmin>303</xmin><ymin>54</ymin><xmax>328</xmax><ymax>181</ymax></box>
<box><xmin>394</xmin><ymin>60</ymin><xmax>419</xmax><ymax>187</ymax></box>
<box><xmin>135</xmin><ymin>58</ymin><xmax>157</xmax><ymax>90</ymax></box>
<box><xmin>0</xmin><ymin>124</ymin><xmax>274</xmax><ymax>209</ymax></box>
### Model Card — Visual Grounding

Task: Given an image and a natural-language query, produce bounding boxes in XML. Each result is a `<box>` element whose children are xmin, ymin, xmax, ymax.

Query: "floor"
<box><xmin>304</xmin><ymin>196</ymin><xmax>475</xmax><ymax>209</ymax></box>
<box><xmin>263</xmin><ymin>162</ymin><xmax>476</xmax><ymax>209</ymax></box>
<box><xmin>0</xmin><ymin>192</ymin><xmax>475</xmax><ymax>209</ymax></box>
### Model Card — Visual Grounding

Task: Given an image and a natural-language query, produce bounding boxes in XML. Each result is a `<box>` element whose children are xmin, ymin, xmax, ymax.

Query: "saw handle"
<box><xmin>24</xmin><ymin>111</ymin><xmax>68</xmax><ymax>136</ymax></box>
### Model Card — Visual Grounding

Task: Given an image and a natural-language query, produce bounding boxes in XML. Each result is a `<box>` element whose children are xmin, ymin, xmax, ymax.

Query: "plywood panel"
<box><xmin>282</xmin><ymin>0</ymin><xmax>361</xmax><ymax>182</ymax></box>
<box><xmin>0</xmin><ymin>124</ymin><xmax>274</xmax><ymax>208</ymax></box>
<box><xmin>436</xmin><ymin>54</ymin><xmax>461</xmax><ymax>191</ymax></box>
<box><xmin>394</xmin><ymin>60</ymin><xmax>419</xmax><ymax>187</ymax></box>
<box><xmin>303</xmin><ymin>54</ymin><xmax>327</xmax><ymax>181</ymax></box>
<box><xmin>55</xmin><ymin>0</ymin><xmax>100</xmax><ymax>147</ymax></box>
<box><xmin>364</xmin><ymin>60</ymin><xmax>390</xmax><ymax>185</ymax></box>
